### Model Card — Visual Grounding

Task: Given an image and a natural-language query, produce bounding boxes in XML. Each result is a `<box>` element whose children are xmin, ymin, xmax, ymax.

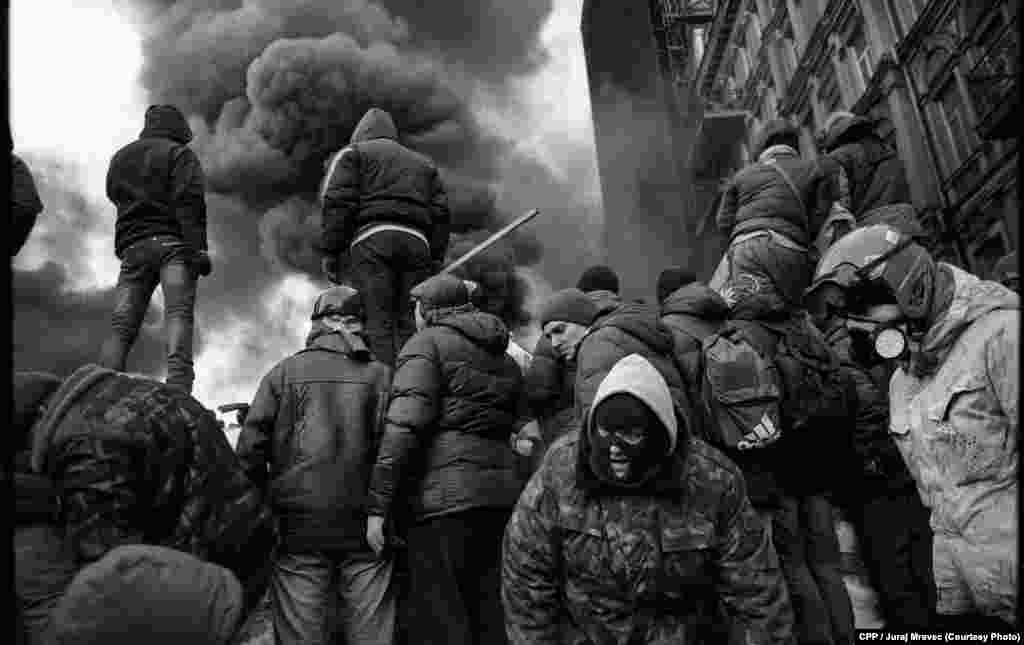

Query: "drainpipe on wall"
<box><xmin>889</xmin><ymin>47</ymin><xmax>968</xmax><ymax>266</ymax></box>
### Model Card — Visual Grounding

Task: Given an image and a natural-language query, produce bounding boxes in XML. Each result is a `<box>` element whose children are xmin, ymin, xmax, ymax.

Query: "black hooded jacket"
<box><xmin>321</xmin><ymin>108</ymin><xmax>450</xmax><ymax>261</ymax></box>
<box><xmin>659</xmin><ymin>283</ymin><xmax>729</xmax><ymax>394</ymax></box>
<box><xmin>367</xmin><ymin>309</ymin><xmax>525</xmax><ymax>522</ymax></box>
<box><xmin>106</xmin><ymin>106</ymin><xmax>207</xmax><ymax>257</ymax></box>
<box><xmin>237</xmin><ymin>327</ymin><xmax>392</xmax><ymax>552</ymax></box>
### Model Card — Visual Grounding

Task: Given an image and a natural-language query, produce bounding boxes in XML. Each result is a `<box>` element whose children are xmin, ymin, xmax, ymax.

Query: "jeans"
<box><xmin>855</xmin><ymin>492</ymin><xmax>936</xmax><ymax>629</ymax></box>
<box><xmin>14</xmin><ymin>525</ymin><xmax>80</xmax><ymax>645</ymax></box>
<box><xmin>99</xmin><ymin>235</ymin><xmax>198</xmax><ymax>393</ymax></box>
<box><xmin>347</xmin><ymin>230</ymin><xmax>434</xmax><ymax>367</ymax></box>
<box><xmin>710</xmin><ymin>231</ymin><xmax>812</xmax><ymax>314</ymax></box>
<box><xmin>269</xmin><ymin>549</ymin><xmax>396</xmax><ymax>645</ymax></box>
<box><xmin>766</xmin><ymin>495</ymin><xmax>854</xmax><ymax>645</ymax></box>
<box><xmin>405</xmin><ymin>508</ymin><xmax>510</xmax><ymax>645</ymax></box>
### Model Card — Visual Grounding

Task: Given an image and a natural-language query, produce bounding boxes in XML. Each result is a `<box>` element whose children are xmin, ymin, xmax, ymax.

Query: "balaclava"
<box><xmin>589</xmin><ymin>392</ymin><xmax>670</xmax><ymax>487</ymax></box>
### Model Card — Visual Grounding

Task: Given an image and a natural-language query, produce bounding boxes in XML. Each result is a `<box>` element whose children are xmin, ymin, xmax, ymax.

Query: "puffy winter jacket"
<box><xmin>525</xmin><ymin>290</ymin><xmax>621</xmax><ymax>444</ymax></box>
<box><xmin>50</xmin><ymin>544</ymin><xmax>244</xmax><ymax>645</ymax></box>
<box><xmin>574</xmin><ymin>302</ymin><xmax>692</xmax><ymax>431</ymax></box>
<box><xmin>367</xmin><ymin>309</ymin><xmax>525</xmax><ymax>523</ymax></box>
<box><xmin>107</xmin><ymin>105</ymin><xmax>207</xmax><ymax>257</ymax></box>
<box><xmin>716</xmin><ymin>145</ymin><xmax>836</xmax><ymax>246</ymax></box>
<box><xmin>820</xmin><ymin>117</ymin><xmax>912</xmax><ymax>220</ymax></box>
<box><xmin>321</xmin><ymin>108</ymin><xmax>450</xmax><ymax>261</ymax></box>
<box><xmin>28</xmin><ymin>365</ymin><xmax>274</xmax><ymax>579</ymax></box>
<box><xmin>659</xmin><ymin>283</ymin><xmax>728</xmax><ymax>395</ymax></box>
<box><xmin>888</xmin><ymin>266</ymin><xmax>1018</xmax><ymax>622</ymax></box>
<box><xmin>12</xmin><ymin>153</ymin><xmax>44</xmax><ymax>256</ymax></box>
<box><xmin>502</xmin><ymin>357</ymin><xmax>795</xmax><ymax>645</ymax></box>
<box><xmin>237</xmin><ymin>328</ymin><xmax>392</xmax><ymax>552</ymax></box>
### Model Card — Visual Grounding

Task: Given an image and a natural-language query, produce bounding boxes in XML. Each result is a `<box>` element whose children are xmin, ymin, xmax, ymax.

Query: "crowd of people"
<box><xmin>11</xmin><ymin>103</ymin><xmax>1019</xmax><ymax>645</ymax></box>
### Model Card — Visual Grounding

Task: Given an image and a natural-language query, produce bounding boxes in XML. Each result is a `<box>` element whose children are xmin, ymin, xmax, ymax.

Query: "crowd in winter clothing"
<box><xmin>11</xmin><ymin>103</ymin><xmax>1020</xmax><ymax>644</ymax></box>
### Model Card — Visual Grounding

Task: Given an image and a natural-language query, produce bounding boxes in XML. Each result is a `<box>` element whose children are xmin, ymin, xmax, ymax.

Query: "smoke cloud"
<box><xmin>15</xmin><ymin>0</ymin><xmax>608</xmax><ymax>407</ymax></box>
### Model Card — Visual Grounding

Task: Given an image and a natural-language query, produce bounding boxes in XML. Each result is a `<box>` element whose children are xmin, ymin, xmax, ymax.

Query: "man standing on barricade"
<box><xmin>806</xmin><ymin>224</ymin><xmax>1019</xmax><ymax>631</ymax></box>
<box><xmin>99</xmin><ymin>105</ymin><xmax>210</xmax><ymax>394</ymax></box>
<box><xmin>320</xmin><ymin>107</ymin><xmax>450</xmax><ymax>367</ymax></box>
<box><xmin>237</xmin><ymin>285</ymin><xmax>395</xmax><ymax>645</ymax></box>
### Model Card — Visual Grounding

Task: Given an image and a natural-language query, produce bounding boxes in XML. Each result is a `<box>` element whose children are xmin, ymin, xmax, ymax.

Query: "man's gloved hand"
<box><xmin>322</xmin><ymin>256</ymin><xmax>340</xmax><ymax>284</ymax></box>
<box><xmin>194</xmin><ymin>251</ymin><xmax>213</xmax><ymax>277</ymax></box>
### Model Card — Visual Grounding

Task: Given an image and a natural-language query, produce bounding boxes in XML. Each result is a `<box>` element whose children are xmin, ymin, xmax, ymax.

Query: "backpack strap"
<box><xmin>764</xmin><ymin>158</ymin><xmax>807</xmax><ymax>221</ymax></box>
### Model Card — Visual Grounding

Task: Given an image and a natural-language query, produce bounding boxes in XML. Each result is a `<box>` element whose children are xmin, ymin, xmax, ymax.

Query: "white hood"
<box><xmin>587</xmin><ymin>354</ymin><xmax>678</xmax><ymax>454</ymax></box>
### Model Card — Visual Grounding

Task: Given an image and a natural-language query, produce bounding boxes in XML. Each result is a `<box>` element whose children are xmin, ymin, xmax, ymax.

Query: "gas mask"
<box><xmin>846</xmin><ymin>316</ymin><xmax>909</xmax><ymax>367</ymax></box>
<box><xmin>588</xmin><ymin>394</ymin><xmax>670</xmax><ymax>487</ymax></box>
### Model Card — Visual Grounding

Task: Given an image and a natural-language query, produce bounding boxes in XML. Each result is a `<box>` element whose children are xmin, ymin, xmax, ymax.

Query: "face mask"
<box><xmin>588</xmin><ymin>425</ymin><xmax>667</xmax><ymax>485</ymax></box>
<box><xmin>848</xmin><ymin>322</ymin><xmax>908</xmax><ymax>366</ymax></box>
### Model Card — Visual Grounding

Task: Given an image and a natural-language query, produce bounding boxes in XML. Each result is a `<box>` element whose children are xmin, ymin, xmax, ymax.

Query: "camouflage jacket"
<box><xmin>501</xmin><ymin>431</ymin><xmax>795</xmax><ymax>645</ymax></box>
<box><xmin>30</xmin><ymin>365</ymin><xmax>274</xmax><ymax>578</ymax></box>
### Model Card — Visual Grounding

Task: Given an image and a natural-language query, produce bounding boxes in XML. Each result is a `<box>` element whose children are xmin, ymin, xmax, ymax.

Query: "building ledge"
<box><xmin>690</xmin><ymin>108</ymin><xmax>750</xmax><ymax>177</ymax></box>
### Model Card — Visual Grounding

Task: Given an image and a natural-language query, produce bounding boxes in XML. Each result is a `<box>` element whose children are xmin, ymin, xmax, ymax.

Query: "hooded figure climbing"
<box><xmin>502</xmin><ymin>353</ymin><xmax>795</xmax><ymax>645</ymax></box>
<box><xmin>320</xmin><ymin>107</ymin><xmax>451</xmax><ymax>367</ymax></box>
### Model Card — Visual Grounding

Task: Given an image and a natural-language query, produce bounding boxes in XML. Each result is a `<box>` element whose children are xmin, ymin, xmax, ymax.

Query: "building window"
<box><xmin>934</xmin><ymin>78</ymin><xmax>977</xmax><ymax>175</ymax></box>
<box><xmin>848</xmin><ymin>26</ymin><xmax>874</xmax><ymax>93</ymax></box>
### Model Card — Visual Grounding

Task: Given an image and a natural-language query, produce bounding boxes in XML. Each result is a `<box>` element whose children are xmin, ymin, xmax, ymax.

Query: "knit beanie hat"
<box><xmin>539</xmin><ymin>288</ymin><xmax>599</xmax><ymax>328</ymax></box>
<box><xmin>656</xmin><ymin>267</ymin><xmax>698</xmax><ymax>304</ymax></box>
<box><xmin>311</xmin><ymin>285</ymin><xmax>364</xmax><ymax>320</ymax></box>
<box><xmin>576</xmin><ymin>265</ymin><xmax>619</xmax><ymax>295</ymax></box>
<box><xmin>13</xmin><ymin>371</ymin><xmax>63</xmax><ymax>444</ymax></box>
<box><xmin>411</xmin><ymin>274</ymin><xmax>475</xmax><ymax>324</ymax></box>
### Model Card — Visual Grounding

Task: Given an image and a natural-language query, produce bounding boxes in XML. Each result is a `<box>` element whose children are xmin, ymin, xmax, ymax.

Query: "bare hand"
<box><xmin>366</xmin><ymin>515</ymin><xmax>386</xmax><ymax>556</ymax></box>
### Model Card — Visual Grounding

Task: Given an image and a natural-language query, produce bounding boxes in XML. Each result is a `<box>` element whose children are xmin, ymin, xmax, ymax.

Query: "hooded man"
<box><xmin>98</xmin><ymin>104</ymin><xmax>209</xmax><ymax>394</ymax></box>
<box><xmin>806</xmin><ymin>224</ymin><xmax>1019</xmax><ymax>630</ymax></box>
<box><xmin>366</xmin><ymin>274</ymin><xmax>524</xmax><ymax>645</ymax></box>
<box><xmin>14</xmin><ymin>364</ymin><xmax>274</xmax><ymax>636</ymax></box>
<box><xmin>525</xmin><ymin>267</ymin><xmax>622</xmax><ymax>457</ymax></box>
<box><xmin>237</xmin><ymin>285</ymin><xmax>395</xmax><ymax>645</ymax></box>
<box><xmin>816</xmin><ymin>112</ymin><xmax>924</xmax><ymax>242</ymax></box>
<box><xmin>320</xmin><ymin>107</ymin><xmax>451</xmax><ymax>367</ymax></box>
<box><xmin>656</xmin><ymin>267</ymin><xmax>729</xmax><ymax>408</ymax></box>
<box><xmin>710</xmin><ymin>119</ymin><xmax>837</xmax><ymax>314</ymax></box>
<box><xmin>502</xmin><ymin>353</ymin><xmax>795</xmax><ymax>645</ymax></box>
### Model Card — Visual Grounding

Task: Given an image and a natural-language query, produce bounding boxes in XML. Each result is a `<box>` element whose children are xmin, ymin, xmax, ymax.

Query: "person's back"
<box><xmin>367</xmin><ymin>274</ymin><xmax>523</xmax><ymax>645</ymax></box>
<box><xmin>656</xmin><ymin>269</ymin><xmax>729</xmax><ymax>395</ymax></box>
<box><xmin>100</xmin><ymin>104</ymin><xmax>210</xmax><ymax>393</ymax></box>
<box><xmin>320</xmin><ymin>107</ymin><xmax>450</xmax><ymax>367</ymax></box>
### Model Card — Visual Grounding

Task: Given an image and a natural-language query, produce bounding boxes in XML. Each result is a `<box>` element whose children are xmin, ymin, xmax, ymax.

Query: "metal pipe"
<box><xmin>439</xmin><ymin>209</ymin><xmax>540</xmax><ymax>276</ymax></box>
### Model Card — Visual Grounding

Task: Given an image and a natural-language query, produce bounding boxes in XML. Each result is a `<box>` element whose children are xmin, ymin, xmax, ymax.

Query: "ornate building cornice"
<box><xmin>780</xmin><ymin>0</ymin><xmax>857</xmax><ymax>116</ymax></box>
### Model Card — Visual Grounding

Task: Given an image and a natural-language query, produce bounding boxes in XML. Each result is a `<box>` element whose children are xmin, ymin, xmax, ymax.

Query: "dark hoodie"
<box><xmin>659</xmin><ymin>283</ymin><xmax>729</xmax><ymax>394</ymax></box>
<box><xmin>367</xmin><ymin>308</ymin><xmax>526</xmax><ymax>522</ymax></box>
<box><xmin>574</xmin><ymin>302</ymin><xmax>693</xmax><ymax>434</ymax></box>
<box><xmin>238</xmin><ymin>324</ymin><xmax>392</xmax><ymax>552</ymax></box>
<box><xmin>106</xmin><ymin>105</ymin><xmax>207</xmax><ymax>257</ymax></box>
<box><xmin>320</xmin><ymin>107</ymin><xmax>450</xmax><ymax>261</ymax></box>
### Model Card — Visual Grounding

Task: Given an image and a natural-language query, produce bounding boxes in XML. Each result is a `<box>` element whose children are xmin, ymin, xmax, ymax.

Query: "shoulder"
<box><xmin>519</xmin><ymin>431</ymin><xmax>581</xmax><ymax>508</ymax></box>
<box><xmin>683</xmin><ymin>437</ymin><xmax>747</xmax><ymax>496</ymax></box>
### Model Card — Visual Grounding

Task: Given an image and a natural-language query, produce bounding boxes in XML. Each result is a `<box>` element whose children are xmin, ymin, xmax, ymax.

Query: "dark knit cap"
<box><xmin>311</xmin><ymin>285</ymin><xmax>364</xmax><ymax>320</ymax></box>
<box><xmin>576</xmin><ymin>265</ymin><xmax>620</xmax><ymax>295</ymax></box>
<box><xmin>411</xmin><ymin>274</ymin><xmax>470</xmax><ymax>313</ymax></box>
<box><xmin>539</xmin><ymin>288</ymin><xmax>599</xmax><ymax>328</ymax></box>
<box><xmin>13</xmin><ymin>371</ymin><xmax>63</xmax><ymax>440</ymax></box>
<box><xmin>656</xmin><ymin>267</ymin><xmax>698</xmax><ymax>304</ymax></box>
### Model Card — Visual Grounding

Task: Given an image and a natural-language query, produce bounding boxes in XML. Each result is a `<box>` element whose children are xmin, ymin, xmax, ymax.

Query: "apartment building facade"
<box><xmin>691</xmin><ymin>0</ymin><xmax>1018</xmax><ymax>278</ymax></box>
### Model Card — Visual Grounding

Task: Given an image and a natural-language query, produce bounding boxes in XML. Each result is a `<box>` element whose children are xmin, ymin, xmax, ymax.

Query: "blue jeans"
<box><xmin>347</xmin><ymin>230</ymin><xmax>434</xmax><ymax>367</ymax></box>
<box><xmin>268</xmin><ymin>550</ymin><xmax>396</xmax><ymax>645</ymax></box>
<box><xmin>99</xmin><ymin>236</ymin><xmax>198</xmax><ymax>392</ymax></box>
<box><xmin>765</xmin><ymin>495</ymin><xmax>854</xmax><ymax>645</ymax></box>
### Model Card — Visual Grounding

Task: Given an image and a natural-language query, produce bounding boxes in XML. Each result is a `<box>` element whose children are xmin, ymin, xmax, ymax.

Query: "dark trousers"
<box><xmin>710</xmin><ymin>231</ymin><xmax>812</xmax><ymax>313</ymax></box>
<box><xmin>765</xmin><ymin>494</ymin><xmax>854</xmax><ymax>645</ymax></box>
<box><xmin>268</xmin><ymin>549</ymin><xmax>396</xmax><ymax>645</ymax></box>
<box><xmin>347</xmin><ymin>230</ymin><xmax>433</xmax><ymax>367</ymax></box>
<box><xmin>99</xmin><ymin>236</ymin><xmax>198</xmax><ymax>393</ymax></box>
<box><xmin>855</xmin><ymin>491</ymin><xmax>936</xmax><ymax>629</ymax></box>
<box><xmin>405</xmin><ymin>508</ymin><xmax>510</xmax><ymax>645</ymax></box>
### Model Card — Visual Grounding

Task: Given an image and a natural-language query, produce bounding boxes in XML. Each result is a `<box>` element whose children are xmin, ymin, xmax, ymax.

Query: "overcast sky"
<box><xmin>11</xmin><ymin>0</ymin><xmax>598</xmax><ymax>410</ymax></box>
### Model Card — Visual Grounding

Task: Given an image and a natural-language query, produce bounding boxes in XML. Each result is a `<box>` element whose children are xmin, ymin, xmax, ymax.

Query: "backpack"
<box><xmin>701</xmin><ymin>316</ymin><xmax>850</xmax><ymax>451</ymax></box>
